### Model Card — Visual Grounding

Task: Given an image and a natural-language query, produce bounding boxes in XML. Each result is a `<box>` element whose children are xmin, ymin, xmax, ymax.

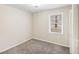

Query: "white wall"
<box><xmin>33</xmin><ymin>6</ymin><xmax>71</xmax><ymax>47</ymax></box>
<box><xmin>0</xmin><ymin>5</ymin><xmax>32</xmax><ymax>52</ymax></box>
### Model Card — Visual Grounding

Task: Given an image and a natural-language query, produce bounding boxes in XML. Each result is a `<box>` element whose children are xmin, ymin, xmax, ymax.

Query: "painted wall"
<box><xmin>0</xmin><ymin>5</ymin><xmax>32</xmax><ymax>52</ymax></box>
<box><xmin>33</xmin><ymin>6</ymin><xmax>71</xmax><ymax>47</ymax></box>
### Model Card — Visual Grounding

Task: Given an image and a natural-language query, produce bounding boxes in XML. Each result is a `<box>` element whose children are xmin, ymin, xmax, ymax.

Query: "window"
<box><xmin>49</xmin><ymin>13</ymin><xmax>63</xmax><ymax>34</ymax></box>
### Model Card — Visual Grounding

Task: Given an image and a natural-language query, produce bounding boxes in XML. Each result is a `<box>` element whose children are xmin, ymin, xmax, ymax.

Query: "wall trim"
<box><xmin>34</xmin><ymin>37</ymin><xmax>70</xmax><ymax>48</ymax></box>
<box><xmin>0</xmin><ymin>36</ymin><xmax>33</xmax><ymax>53</ymax></box>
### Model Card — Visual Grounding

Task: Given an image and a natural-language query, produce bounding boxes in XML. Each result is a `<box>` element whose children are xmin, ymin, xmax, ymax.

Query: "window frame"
<box><xmin>48</xmin><ymin>12</ymin><xmax>63</xmax><ymax>34</ymax></box>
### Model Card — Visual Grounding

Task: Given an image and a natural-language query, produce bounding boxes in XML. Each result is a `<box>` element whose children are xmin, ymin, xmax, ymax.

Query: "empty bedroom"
<box><xmin>0</xmin><ymin>4</ymin><xmax>78</xmax><ymax>54</ymax></box>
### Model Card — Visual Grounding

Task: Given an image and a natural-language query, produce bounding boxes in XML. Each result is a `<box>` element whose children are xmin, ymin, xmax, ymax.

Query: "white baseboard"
<box><xmin>0</xmin><ymin>36</ymin><xmax>32</xmax><ymax>53</ymax></box>
<box><xmin>34</xmin><ymin>38</ymin><xmax>70</xmax><ymax>48</ymax></box>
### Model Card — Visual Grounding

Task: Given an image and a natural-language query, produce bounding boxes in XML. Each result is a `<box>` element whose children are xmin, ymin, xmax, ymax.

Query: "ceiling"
<box><xmin>7</xmin><ymin>4</ymin><xmax>70</xmax><ymax>13</ymax></box>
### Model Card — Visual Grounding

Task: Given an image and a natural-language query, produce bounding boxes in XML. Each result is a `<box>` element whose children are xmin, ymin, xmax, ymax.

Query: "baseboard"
<box><xmin>34</xmin><ymin>38</ymin><xmax>70</xmax><ymax>48</ymax></box>
<box><xmin>0</xmin><ymin>36</ymin><xmax>32</xmax><ymax>53</ymax></box>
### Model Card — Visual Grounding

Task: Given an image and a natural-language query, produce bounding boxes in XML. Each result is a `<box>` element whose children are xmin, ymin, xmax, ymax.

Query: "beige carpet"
<box><xmin>1</xmin><ymin>39</ymin><xmax>70</xmax><ymax>54</ymax></box>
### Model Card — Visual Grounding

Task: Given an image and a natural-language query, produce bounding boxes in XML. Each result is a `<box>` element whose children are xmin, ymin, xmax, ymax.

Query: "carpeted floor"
<box><xmin>1</xmin><ymin>39</ymin><xmax>70</xmax><ymax>54</ymax></box>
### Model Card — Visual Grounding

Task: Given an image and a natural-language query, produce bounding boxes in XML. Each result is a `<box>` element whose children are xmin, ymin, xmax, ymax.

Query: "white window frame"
<box><xmin>48</xmin><ymin>12</ymin><xmax>63</xmax><ymax>34</ymax></box>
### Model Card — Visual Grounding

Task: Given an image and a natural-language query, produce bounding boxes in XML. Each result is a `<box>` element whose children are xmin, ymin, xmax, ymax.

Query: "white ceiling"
<box><xmin>7</xmin><ymin>4</ymin><xmax>70</xmax><ymax>13</ymax></box>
